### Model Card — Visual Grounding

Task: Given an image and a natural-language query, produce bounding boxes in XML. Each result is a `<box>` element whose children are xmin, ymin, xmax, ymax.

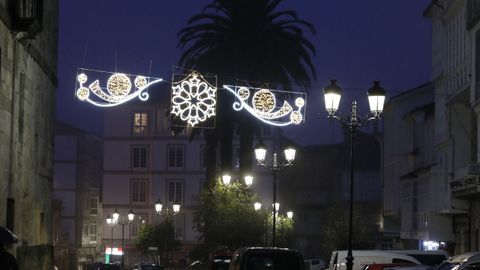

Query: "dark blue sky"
<box><xmin>57</xmin><ymin>1</ymin><xmax>431</xmax><ymax>145</ymax></box>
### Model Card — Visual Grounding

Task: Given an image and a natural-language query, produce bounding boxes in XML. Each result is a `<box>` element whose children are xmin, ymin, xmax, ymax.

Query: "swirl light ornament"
<box><xmin>223</xmin><ymin>85</ymin><xmax>306</xmax><ymax>126</ymax></box>
<box><xmin>170</xmin><ymin>72</ymin><xmax>217</xmax><ymax>127</ymax></box>
<box><xmin>75</xmin><ymin>68</ymin><xmax>163</xmax><ymax>107</ymax></box>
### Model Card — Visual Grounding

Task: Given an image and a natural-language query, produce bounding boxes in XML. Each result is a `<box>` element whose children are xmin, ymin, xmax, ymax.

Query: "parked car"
<box><xmin>362</xmin><ymin>263</ymin><xmax>432</xmax><ymax>270</ymax></box>
<box><xmin>132</xmin><ymin>263</ymin><xmax>164</xmax><ymax>270</ymax></box>
<box><xmin>434</xmin><ymin>251</ymin><xmax>480</xmax><ymax>270</ymax></box>
<box><xmin>328</xmin><ymin>251</ymin><xmax>421</xmax><ymax>270</ymax></box>
<box><xmin>89</xmin><ymin>263</ymin><xmax>122</xmax><ymax>270</ymax></box>
<box><xmin>390</xmin><ymin>250</ymin><xmax>449</xmax><ymax>266</ymax></box>
<box><xmin>305</xmin><ymin>259</ymin><xmax>326</xmax><ymax>270</ymax></box>
<box><xmin>187</xmin><ymin>260</ymin><xmax>205</xmax><ymax>269</ymax></box>
<box><xmin>228</xmin><ymin>247</ymin><xmax>305</xmax><ymax>270</ymax></box>
<box><xmin>211</xmin><ymin>251</ymin><xmax>234</xmax><ymax>270</ymax></box>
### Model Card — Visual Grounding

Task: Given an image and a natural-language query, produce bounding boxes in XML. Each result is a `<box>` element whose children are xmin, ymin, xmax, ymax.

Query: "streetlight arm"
<box><xmin>256</xmin><ymin>159</ymin><xmax>294</xmax><ymax>171</ymax></box>
<box><xmin>328</xmin><ymin>101</ymin><xmax>381</xmax><ymax>129</ymax></box>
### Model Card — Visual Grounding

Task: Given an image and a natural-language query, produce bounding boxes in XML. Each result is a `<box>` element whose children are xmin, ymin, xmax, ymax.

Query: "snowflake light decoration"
<box><xmin>171</xmin><ymin>72</ymin><xmax>217</xmax><ymax>127</ymax></box>
<box><xmin>75</xmin><ymin>68</ymin><xmax>163</xmax><ymax>107</ymax></box>
<box><xmin>223</xmin><ymin>85</ymin><xmax>306</xmax><ymax>126</ymax></box>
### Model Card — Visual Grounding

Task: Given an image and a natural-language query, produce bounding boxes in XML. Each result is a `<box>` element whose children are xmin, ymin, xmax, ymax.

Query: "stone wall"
<box><xmin>0</xmin><ymin>1</ymin><xmax>58</xmax><ymax>269</ymax></box>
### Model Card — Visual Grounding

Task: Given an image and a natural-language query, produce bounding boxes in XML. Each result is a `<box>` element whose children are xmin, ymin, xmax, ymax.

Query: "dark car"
<box><xmin>90</xmin><ymin>263</ymin><xmax>122</xmax><ymax>270</ymax></box>
<box><xmin>228</xmin><ymin>247</ymin><xmax>305</xmax><ymax>270</ymax></box>
<box><xmin>434</xmin><ymin>252</ymin><xmax>480</xmax><ymax>270</ymax></box>
<box><xmin>212</xmin><ymin>251</ymin><xmax>234</xmax><ymax>270</ymax></box>
<box><xmin>133</xmin><ymin>263</ymin><xmax>165</xmax><ymax>270</ymax></box>
<box><xmin>362</xmin><ymin>263</ymin><xmax>432</xmax><ymax>270</ymax></box>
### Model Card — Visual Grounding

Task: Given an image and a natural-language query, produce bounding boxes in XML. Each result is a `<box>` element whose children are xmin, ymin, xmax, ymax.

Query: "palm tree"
<box><xmin>177</xmin><ymin>0</ymin><xmax>316</xmax><ymax>184</ymax></box>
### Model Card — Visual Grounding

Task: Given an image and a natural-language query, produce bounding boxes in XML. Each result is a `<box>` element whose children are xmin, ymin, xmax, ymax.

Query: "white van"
<box><xmin>328</xmin><ymin>250</ymin><xmax>422</xmax><ymax>270</ymax></box>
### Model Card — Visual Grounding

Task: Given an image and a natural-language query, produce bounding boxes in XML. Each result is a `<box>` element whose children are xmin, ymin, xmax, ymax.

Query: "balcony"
<box><xmin>9</xmin><ymin>0</ymin><xmax>43</xmax><ymax>34</ymax></box>
<box><xmin>450</xmin><ymin>163</ymin><xmax>480</xmax><ymax>198</ymax></box>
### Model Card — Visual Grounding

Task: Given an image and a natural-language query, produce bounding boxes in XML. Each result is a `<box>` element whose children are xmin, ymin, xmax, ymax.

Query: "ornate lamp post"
<box><xmin>155</xmin><ymin>199</ymin><xmax>181</xmax><ymax>218</ymax></box>
<box><xmin>105</xmin><ymin>214</ymin><xmax>117</xmax><ymax>260</ymax></box>
<box><xmin>154</xmin><ymin>199</ymin><xmax>181</xmax><ymax>267</ymax></box>
<box><xmin>112</xmin><ymin>209</ymin><xmax>135</xmax><ymax>269</ymax></box>
<box><xmin>221</xmin><ymin>173</ymin><xmax>254</xmax><ymax>187</ymax></box>
<box><xmin>323</xmin><ymin>79</ymin><xmax>385</xmax><ymax>270</ymax></box>
<box><xmin>254</xmin><ymin>141</ymin><xmax>295</xmax><ymax>247</ymax></box>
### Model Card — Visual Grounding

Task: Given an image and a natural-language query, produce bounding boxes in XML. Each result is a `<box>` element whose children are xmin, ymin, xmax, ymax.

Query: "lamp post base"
<box><xmin>346</xmin><ymin>252</ymin><xmax>354</xmax><ymax>270</ymax></box>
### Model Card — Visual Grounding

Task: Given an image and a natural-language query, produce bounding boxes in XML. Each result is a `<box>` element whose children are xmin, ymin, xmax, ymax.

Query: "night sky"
<box><xmin>57</xmin><ymin>1</ymin><xmax>431</xmax><ymax>145</ymax></box>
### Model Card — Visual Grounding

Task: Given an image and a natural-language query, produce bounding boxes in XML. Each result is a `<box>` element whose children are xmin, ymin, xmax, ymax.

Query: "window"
<box><xmin>167</xmin><ymin>179</ymin><xmax>184</xmax><ymax>203</ymax></box>
<box><xmin>89</xmin><ymin>220</ymin><xmax>97</xmax><ymax>244</ymax></box>
<box><xmin>9</xmin><ymin>0</ymin><xmax>44</xmax><ymax>32</ymax></box>
<box><xmin>131</xmin><ymin>179</ymin><xmax>147</xmax><ymax>204</ymax></box>
<box><xmin>132</xmin><ymin>145</ymin><xmax>148</xmax><ymax>169</ymax></box>
<box><xmin>89</xmin><ymin>197</ymin><xmax>98</xmax><ymax>215</ymax></box>
<box><xmin>175</xmin><ymin>214</ymin><xmax>184</xmax><ymax>240</ymax></box>
<box><xmin>168</xmin><ymin>144</ymin><xmax>184</xmax><ymax>169</ymax></box>
<box><xmin>133</xmin><ymin>112</ymin><xmax>148</xmax><ymax>135</ymax></box>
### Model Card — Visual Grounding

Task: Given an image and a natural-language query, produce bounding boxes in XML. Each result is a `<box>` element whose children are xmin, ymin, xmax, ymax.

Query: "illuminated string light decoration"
<box><xmin>171</xmin><ymin>72</ymin><xmax>217</xmax><ymax>127</ymax></box>
<box><xmin>75</xmin><ymin>68</ymin><xmax>163</xmax><ymax>107</ymax></box>
<box><xmin>223</xmin><ymin>85</ymin><xmax>306</xmax><ymax>126</ymax></box>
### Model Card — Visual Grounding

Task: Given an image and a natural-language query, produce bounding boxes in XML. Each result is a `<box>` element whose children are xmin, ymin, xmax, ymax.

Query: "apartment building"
<box><xmin>53</xmin><ymin>121</ymin><xmax>103</xmax><ymax>269</ymax></box>
<box><xmin>384</xmin><ymin>0</ymin><xmax>480</xmax><ymax>254</ymax></box>
<box><xmin>101</xmin><ymin>84</ymin><xmax>275</xmax><ymax>265</ymax></box>
<box><xmin>382</xmin><ymin>82</ymin><xmax>456</xmax><ymax>251</ymax></box>
<box><xmin>0</xmin><ymin>1</ymin><xmax>58</xmax><ymax>269</ymax></box>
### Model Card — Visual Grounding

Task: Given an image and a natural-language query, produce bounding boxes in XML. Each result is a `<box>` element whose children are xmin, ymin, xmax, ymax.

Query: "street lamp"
<box><xmin>111</xmin><ymin>209</ymin><xmax>135</xmax><ymax>269</ymax></box>
<box><xmin>244</xmin><ymin>175</ymin><xmax>254</xmax><ymax>187</ymax></box>
<box><xmin>222</xmin><ymin>174</ymin><xmax>232</xmax><ymax>185</ymax></box>
<box><xmin>105</xmin><ymin>214</ymin><xmax>117</xmax><ymax>260</ymax></box>
<box><xmin>322</xmin><ymin>79</ymin><xmax>385</xmax><ymax>270</ymax></box>
<box><xmin>155</xmin><ymin>199</ymin><xmax>181</xmax><ymax>217</ymax></box>
<box><xmin>221</xmin><ymin>173</ymin><xmax>254</xmax><ymax>187</ymax></box>
<box><xmin>154</xmin><ymin>199</ymin><xmax>181</xmax><ymax>267</ymax></box>
<box><xmin>254</xmin><ymin>140</ymin><xmax>295</xmax><ymax>247</ymax></box>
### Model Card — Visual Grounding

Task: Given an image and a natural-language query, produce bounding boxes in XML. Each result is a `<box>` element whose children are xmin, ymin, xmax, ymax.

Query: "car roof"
<box><xmin>448</xmin><ymin>252</ymin><xmax>480</xmax><ymax>263</ymax></box>
<box><xmin>235</xmin><ymin>247</ymin><xmax>299</xmax><ymax>253</ymax></box>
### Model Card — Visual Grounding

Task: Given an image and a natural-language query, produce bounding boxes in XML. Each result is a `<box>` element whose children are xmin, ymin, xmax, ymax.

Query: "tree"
<box><xmin>194</xmin><ymin>180</ymin><xmax>265</xmax><ymax>251</ymax></box>
<box><xmin>135</xmin><ymin>221</ymin><xmax>181</xmax><ymax>266</ymax></box>
<box><xmin>262</xmin><ymin>213</ymin><xmax>295</xmax><ymax>248</ymax></box>
<box><xmin>177</xmin><ymin>0</ymin><xmax>316</xmax><ymax>184</ymax></box>
<box><xmin>323</xmin><ymin>202</ymin><xmax>374</xmax><ymax>255</ymax></box>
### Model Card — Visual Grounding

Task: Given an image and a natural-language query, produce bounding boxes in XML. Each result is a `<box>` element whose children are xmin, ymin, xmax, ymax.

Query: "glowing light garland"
<box><xmin>171</xmin><ymin>72</ymin><xmax>217</xmax><ymax>127</ymax></box>
<box><xmin>75</xmin><ymin>68</ymin><xmax>163</xmax><ymax>107</ymax></box>
<box><xmin>223</xmin><ymin>85</ymin><xmax>306</xmax><ymax>126</ymax></box>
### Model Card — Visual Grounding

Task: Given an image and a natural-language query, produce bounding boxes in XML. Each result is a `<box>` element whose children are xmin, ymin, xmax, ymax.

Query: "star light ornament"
<box><xmin>75</xmin><ymin>68</ymin><xmax>163</xmax><ymax>107</ymax></box>
<box><xmin>223</xmin><ymin>85</ymin><xmax>306</xmax><ymax>126</ymax></box>
<box><xmin>171</xmin><ymin>72</ymin><xmax>217</xmax><ymax>127</ymax></box>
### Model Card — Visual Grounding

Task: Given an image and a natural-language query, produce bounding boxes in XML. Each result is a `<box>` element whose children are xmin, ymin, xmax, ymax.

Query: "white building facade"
<box><xmin>423</xmin><ymin>0</ymin><xmax>480</xmax><ymax>254</ymax></box>
<box><xmin>382</xmin><ymin>83</ymin><xmax>455</xmax><ymax>251</ymax></box>
<box><xmin>101</xmin><ymin>87</ymin><xmax>276</xmax><ymax>265</ymax></box>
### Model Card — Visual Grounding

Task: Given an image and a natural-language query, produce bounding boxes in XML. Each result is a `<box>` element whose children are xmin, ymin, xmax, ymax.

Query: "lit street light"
<box><xmin>155</xmin><ymin>199</ymin><xmax>181</xmax><ymax>217</ymax></box>
<box><xmin>323</xmin><ymin>79</ymin><xmax>385</xmax><ymax>270</ymax></box>
<box><xmin>154</xmin><ymin>199</ymin><xmax>181</xmax><ymax>267</ymax></box>
<box><xmin>105</xmin><ymin>214</ymin><xmax>117</xmax><ymax>261</ymax></box>
<box><xmin>221</xmin><ymin>173</ymin><xmax>254</xmax><ymax>187</ymax></box>
<box><xmin>107</xmin><ymin>209</ymin><xmax>135</xmax><ymax>269</ymax></box>
<box><xmin>255</xmin><ymin>140</ymin><xmax>295</xmax><ymax>247</ymax></box>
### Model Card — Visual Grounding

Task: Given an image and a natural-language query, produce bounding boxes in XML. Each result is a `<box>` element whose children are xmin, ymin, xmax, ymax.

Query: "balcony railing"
<box><xmin>450</xmin><ymin>163</ymin><xmax>480</xmax><ymax>198</ymax></box>
<box><xmin>9</xmin><ymin>0</ymin><xmax>43</xmax><ymax>33</ymax></box>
